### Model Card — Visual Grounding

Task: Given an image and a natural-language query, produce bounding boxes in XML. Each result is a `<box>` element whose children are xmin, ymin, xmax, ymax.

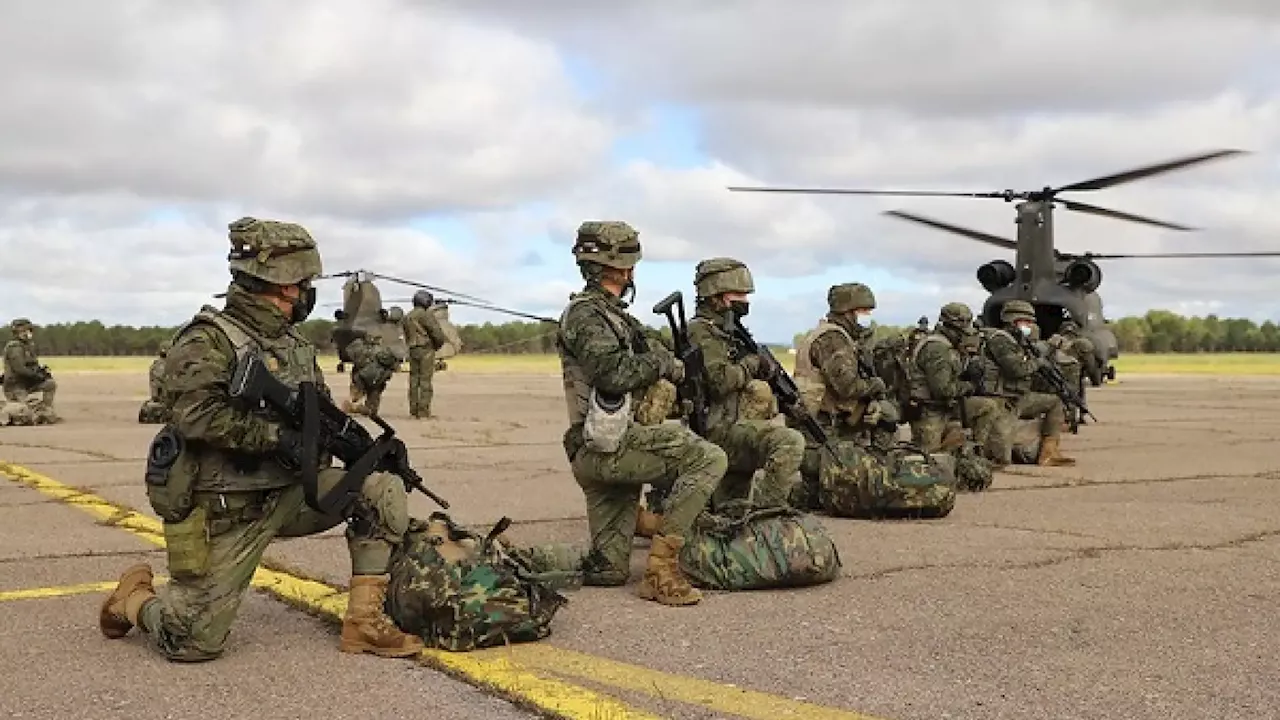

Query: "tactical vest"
<box><xmin>556</xmin><ymin>292</ymin><xmax>644</xmax><ymax>427</ymax></box>
<box><xmin>2</xmin><ymin>340</ymin><xmax>35</xmax><ymax>391</ymax></box>
<box><xmin>688</xmin><ymin>315</ymin><xmax>746</xmax><ymax>430</ymax></box>
<box><xmin>908</xmin><ymin>333</ymin><xmax>961</xmax><ymax>403</ymax></box>
<box><xmin>173</xmin><ymin>305</ymin><xmax>320</xmax><ymax>493</ymax></box>
<box><xmin>403</xmin><ymin>307</ymin><xmax>433</xmax><ymax>350</ymax></box>
<box><xmin>793</xmin><ymin>321</ymin><xmax>867</xmax><ymax>418</ymax></box>
<box><xmin>978</xmin><ymin>328</ymin><xmax>1024</xmax><ymax>396</ymax></box>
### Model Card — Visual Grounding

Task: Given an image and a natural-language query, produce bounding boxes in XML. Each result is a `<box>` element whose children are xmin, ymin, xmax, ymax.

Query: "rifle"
<box><xmin>729</xmin><ymin>317</ymin><xmax>843</xmax><ymax>466</ymax></box>
<box><xmin>228</xmin><ymin>352</ymin><xmax>448</xmax><ymax>520</ymax></box>
<box><xmin>652</xmin><ymin>291</ymin><xmax>709</xmax><ymax>436</ymax></box>
<box><xmin>1017</xmin><ymin>334</ymin><xmax>1097</xmax><ymax>432</ymax></box>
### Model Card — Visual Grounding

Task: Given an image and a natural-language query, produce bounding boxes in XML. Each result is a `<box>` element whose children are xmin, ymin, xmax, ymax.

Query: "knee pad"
<box><xmin>355</xmin><ymin>472</ymin><xmax>409</xmax><ymax>540</ymax></box>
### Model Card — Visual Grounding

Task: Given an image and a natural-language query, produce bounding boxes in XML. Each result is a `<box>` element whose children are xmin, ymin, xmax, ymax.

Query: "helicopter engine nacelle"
<box><xmin>1062</xmin><ymin>259</ymin><xmax>1103</xmax><ymax>293</ymax></box>
<box><xmin>976</xmin><ymin>260</ymin><xmax>1017</xmax><ymax>292</ymax></box>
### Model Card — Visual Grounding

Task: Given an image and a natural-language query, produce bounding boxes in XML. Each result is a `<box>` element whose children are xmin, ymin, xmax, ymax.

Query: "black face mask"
<box><xmin>290</xmin><ymin>282</ymin><xmax>317</xmax><ymax>324</ymax></box>
<box><xmin>729</xmin><ymin>300</ymin><xmax>750</xmax><ymax>318</ymax></box>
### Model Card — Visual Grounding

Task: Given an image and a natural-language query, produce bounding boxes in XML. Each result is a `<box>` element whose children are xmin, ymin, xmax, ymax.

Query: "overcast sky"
<box><xmin>2</xmin><ymin>0</ymin><xmax>1278</xmax><ymax>342</ymax></box>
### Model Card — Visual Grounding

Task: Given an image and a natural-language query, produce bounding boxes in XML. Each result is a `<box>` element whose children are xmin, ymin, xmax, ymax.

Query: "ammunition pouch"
<box><xmin>144</xmin><ymin>425</ymin><xmax>199</xmax><ymax>523</ymax></box>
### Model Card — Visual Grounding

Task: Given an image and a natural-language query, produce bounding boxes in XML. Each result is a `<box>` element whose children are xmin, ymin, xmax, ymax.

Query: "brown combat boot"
<box><xmin>340</xmin><ymin>575</ymin><xmax>425</xmax><ymax>657</ymax></box>
<box><xmin>1036</xmin><ymin>435</ymin><xmax>1077</xmax><ymax>467</ymax></box>
<box><xmin>99</xmin><ymin>563</ymin><xmax>156</xmax><ymax>639</ymax></box>
<box><xmin>636</xmin><ymin>534</ymin><xmax>702</xmax><ymax>606</ymax></box>
<box><xmin>635</xmin><ymin>509</ymin><xmax>662</xmax><ymax>539</ymax></box>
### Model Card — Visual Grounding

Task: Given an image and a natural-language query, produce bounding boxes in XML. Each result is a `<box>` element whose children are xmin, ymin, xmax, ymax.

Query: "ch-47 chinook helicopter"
<box><xmin>318</xmin><ymin>269</ymin><xmax>555</xmax><ymax>372</ymax></box>
<box><xmin>728</xmin><ymin>149</ymin><xmax>1280</xmax><ymax>382</ymax></box>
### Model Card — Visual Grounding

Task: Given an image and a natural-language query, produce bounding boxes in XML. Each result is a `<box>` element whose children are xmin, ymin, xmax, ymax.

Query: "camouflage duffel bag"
<box><xmin>678</xmin><ymin>500</ymin><xmax>841</xmax><ymax>591</ymax></box>
<box><xmin>930</xmin><ymin>442</ymin><xmax>994</xmax><ymax>493</ymax></box>
<box><xmin>385</xmin><ymin>513</ymin><xmax>570</xmax><ymax>652</ymax></box>
<box><xmin>819</xmin><ymin>440</ymin><xmax>956</xmax><ymax>518</ymax></box>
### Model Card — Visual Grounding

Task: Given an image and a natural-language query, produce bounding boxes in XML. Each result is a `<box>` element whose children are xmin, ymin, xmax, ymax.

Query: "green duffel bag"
<box><xmin>678</xmin><ymin>501</ymin><xmax>841</xmax><ymax>591</ymax></box>
<box><xmin>819</xmin><ymin>440</ymin><xmax>956</xmax><ymax>519</ymax></box>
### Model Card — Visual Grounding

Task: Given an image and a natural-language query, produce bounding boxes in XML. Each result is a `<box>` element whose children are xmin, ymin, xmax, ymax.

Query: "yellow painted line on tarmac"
<box><xmin>0</xmin><ymin>580</ymin><xmax>118</xmax><ymax>602</ymax></box>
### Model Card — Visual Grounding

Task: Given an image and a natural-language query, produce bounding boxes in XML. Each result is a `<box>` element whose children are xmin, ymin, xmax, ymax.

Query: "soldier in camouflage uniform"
<box><xmin>342</xmin><ymin>334</ymin><xmax>399</xmax><ymax>417</ymax></box>
<box><xmin>557</xmin><ymin>221</ymin><xmax>727</xmax><ymax>606</ymax></box>
<box><xmin>3</xmin><ymin>318</ymin><xmax>58</xmax><ymax>422</ymax></box>
<box><xmin>138</xmin><ymin>340</ymin><xmax>172</xmax><ymax>424</ymax></box>
<box><xmin>1048</xmin><ymin>319</ymin><xmax>1098</xmax><ymax>425</ymax></box>
<box><xmin>99</xmin><ymin>217</ymin><xmax>424</xmax><ymax>661</ymax></box>
<box><xmin>684</xmin><ymin>258</ymin><xmax>805</xmax><ymax>511</ymax></box>
<box><xmin>791</xmin><ymin>283</ymin><xmax>899</xmax><ymax>499</ymax></box>
<box><xmin>907</xmin><ymin>302</ymin><xmax>1003</xmax><ymax>455</ymax></box>
<box><xmin>979</xmin><ymin>300</ymin><xmax>1076</xmax><ymax>467</ymax></box>
<box><xmin>403</xmin><ymin>290</ymin><xmax>449</xmax><ymax>419</ymax></box>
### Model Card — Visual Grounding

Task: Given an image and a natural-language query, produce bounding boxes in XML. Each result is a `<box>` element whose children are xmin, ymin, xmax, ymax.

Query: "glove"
<box><xmin>863</xmin><ymin>377</ymin><xmax>887</xmax><ymax>397</ymax></box>
<box><xmin>959</xmin><ymin>357</ymin><xmax>985</xmax><ymax>382</ymax></box>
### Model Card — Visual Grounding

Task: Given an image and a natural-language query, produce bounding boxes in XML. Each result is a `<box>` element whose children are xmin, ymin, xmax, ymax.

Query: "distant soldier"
<box><xmin>980</xmin><ymin>300</ymin><xmax>1076</xmax><ymax>466</ymax></box>
<box><xmin>343</xmin><ymin>334</ymin><xmax>400</xmax><ymax>417</ymax></box>
<box><xmin>138</xmin><ymin>340</ymin><xmax>172</xmax><ymax>424</ymax></box>
<box><xmin>3</xmin><ymin>318</ymin><xmax>58</xmax><ymax>422</ymax></box>
<box><xmin>908</xmin><ymin>302</ymin><xmax>1003</xmax><ymax>455</ymax></box>
<box><xmin>402</xmin><ymin>291</ymin><xmax>449</xmax><ymax>419</ymax></box>
<box><xmin>557</xmin><ymin>220</ymin><xmax>726</xmax><ymax>606</ymax></box>
<box><xmin>686</xmin><ymin>258</ymin><xmax>806</xmax><ymax>511</ymax></box>
<box><xmin>1049</xmin><ymin>319</ymin><xmax>1098</xmax><ymax>424</ymax></box>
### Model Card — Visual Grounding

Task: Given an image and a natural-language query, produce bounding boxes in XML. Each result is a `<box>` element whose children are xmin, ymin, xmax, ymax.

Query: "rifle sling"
<box><xmin>299</xmin><ymin>382</ymin><xmax>323</xmax><ymax>513</ymax></box>
<box><xmin>317</xmin><ymin>438</ymin><xmax>393</xmax><ymax>518</ymax></box>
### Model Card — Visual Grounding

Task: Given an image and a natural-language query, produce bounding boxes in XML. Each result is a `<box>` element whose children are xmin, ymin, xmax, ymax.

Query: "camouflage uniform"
<box><xmin>980</xmin><ymin>300</ymin><xmax>1075</xmax><ymax>467</ymax></box>
<box><xmin>790</xmin><ymin>284</ymin><xmax>898</xmax><ymax>501</ymax></box>
<box><xmin>403</xmin><ymin>291</ymin><xmax>448</xmax><ymax>418</ymax></box>
<box><xmin>343</xmin><ymin>335</ymin><xmax>399</xmax><ymax>417</ymax></box>
<box><xmin>908</xmin><ymin>302</ymin><xmax>1002</xmax><ymax>455</ymax></box>
<box><xmin>686</xmin><ymin>258</ymin><xmax>805</xmax><ymax>510</ymax></box>
<box><xmin>99</xmin><ymin>217</ymin><xmax>424</xmax><ymax>661</ymax></box>
<box><xmin>3</xmin><ymin>318</ymin><xmax>58</xmax><ymax>421</ymax></box>
<box><xmin>1049</xmin><ymin>320</ymin><xmax>1097</xmax><ymax>424</ymax></box>
<box><xmin>557</xmin><ymin>221</ymin><xmax>726</xmax><ymax>606</ymax></box>
<box><xmin>138</xmin><ymin>340</ymin><xmax>173</xmax><ymax>424</ymax></box>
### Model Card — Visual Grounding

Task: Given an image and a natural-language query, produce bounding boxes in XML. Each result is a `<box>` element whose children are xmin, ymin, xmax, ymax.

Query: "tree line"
<box><xmin>2</xmin><ymin>311</ymin><xmax>1278</xmax><ymax>356</ymax></box>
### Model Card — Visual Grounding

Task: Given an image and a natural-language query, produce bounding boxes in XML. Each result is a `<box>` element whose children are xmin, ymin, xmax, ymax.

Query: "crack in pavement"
<box><xmin>0</xmin><ymin>547</ymin><xmax>165</xmax><ymax>564</ymax></box>
<box><xmin>987</xmin><ymin>470</ymin><xmax>1279</xmax><ymax>492</ymax></box>
<box><xmin>0</xmin><ymin>441</ymin><xmax>123</xmax><ymax>461</ymax></box>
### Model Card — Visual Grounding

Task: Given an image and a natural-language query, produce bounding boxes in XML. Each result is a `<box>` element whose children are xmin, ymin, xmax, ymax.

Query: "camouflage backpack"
<box><xmin>385</xmin><ymin>513</ymin><xmax>570</xmax><ymax>652</ymax></box>
<box><xmin>678</xmin><ymin>500</ymin><xmax>841</xmax><ymax>591</ymax></box>
<box><xmin>819</xmin><ymin>440</ymin><xmax>956</xmax><ymax>519</ymax></box>
<box><xmin>871</xmin><ymin>326</ymin><xmax>930</xmax><ymax>421</ymax></box>
<box><xmin>930</xmin><ymin>442</ymin><xmax>994</xmax><ymax>492</ymax></box>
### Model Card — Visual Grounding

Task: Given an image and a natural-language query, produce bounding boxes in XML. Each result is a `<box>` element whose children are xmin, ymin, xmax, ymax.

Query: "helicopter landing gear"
<box><xmin>1105</xmin><ymin>365</ymin><xmax>1116</xmax><ymax>382</ymax></box>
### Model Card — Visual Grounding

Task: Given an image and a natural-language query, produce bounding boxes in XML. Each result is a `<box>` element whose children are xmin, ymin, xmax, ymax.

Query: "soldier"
<box><xmin>907</xmin><ymin>302</ymin><xmax>1003</xmax><ymax>455</ymax></box>
<box><xmin>1049</xmin><ymin>319</ymin><xmax>1098</xmax><ymax>424</ymax></box>
<box><xmin>343</xmin><ymin>334</ymin><xmax>399</xmax><ymax>417</ymax></box>
<box><xmin>685</xmin><ymin>258</ymin><xmax>805</xmax><ymax>511</ymax></box>
<box><xmin>3</xmin><ymin>318</ymin><xmax>58</xmax><ymax>422</ymax></box>
<box><xmin>403</xmin><ymin>291</ymin><xmax>449</xmax><ymax>419</ymax></box>
<box><xmin>98</xmin><ymin>216</ymin><xmax>424</xmax><ymax>661</ymax></box>
<box><xmin>557</xmin><ymin>221</ymin><xmax>727</xmax><ymax>607</ymax></box>
<box><xmin>979</xmin><ymin>300</ymin><xmax>1076</xmax><ymax>467</ymax></box>
<box><xmin>344</xmin><ymin>333</ymin><xmax>370</xmax><ymax>412</ymax></box>
<box><xmin>137</xmin><ymin>340</ymin><xmax>172</xmax><ymax>424</ymax></box>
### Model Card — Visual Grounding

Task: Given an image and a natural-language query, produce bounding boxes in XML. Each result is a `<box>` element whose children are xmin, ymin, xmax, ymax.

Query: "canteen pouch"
<box><xmin>144</xmin><ymin>425</ymin><xmax>198</xmax><ymax>523</ymax></box>
<box><xmin>582</xmin><ymin>388</ymin><xmax>631</xmax><ymax>453</ymax></box>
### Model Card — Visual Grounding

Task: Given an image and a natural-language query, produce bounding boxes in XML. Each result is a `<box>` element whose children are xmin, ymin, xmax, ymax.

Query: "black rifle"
<box><xmin>228</xmin><ymin>353</ymin><xmax>448</xmax><ymax>519</ymax></box>
<box><xmin>652</xmin><ymin>291</ymin><xmax>709</xmax><ymax>436</ymax></box>
<box><xmin>1017</xmin><ymin>334</ymin><xmax>1097</xmax><ymax>432</ymax></box>
<box><xmin>730</xmin><ymin>318</ymin><xmax>843</xmax><ymax>466</ymax></box>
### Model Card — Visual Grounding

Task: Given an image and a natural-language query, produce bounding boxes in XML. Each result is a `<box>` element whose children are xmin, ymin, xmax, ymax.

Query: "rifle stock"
<box><xmin>652</xmin><ymin>291</ymin><xmax>709</xmax><ymax>436</ymax></box>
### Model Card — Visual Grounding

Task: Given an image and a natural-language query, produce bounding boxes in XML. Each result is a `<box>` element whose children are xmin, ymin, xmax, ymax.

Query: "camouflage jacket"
<box><xmin>556</xmin><ymin>286</ymin><xmax>669</xmax><ymax>455</ymax></box>
<box><xmin>165</xmin><ymin>284</ymin><xmax>330</xmax><ymax>492</ymax></box>
<box><xmin>404</xmin><ymin>307</ymin><xmax>448</xmax><ymax>351</ymax></box>
<box><xmin>1051</xmin><ymin>331</ymin><xmax>1098</xmax><ymax>377</ymax></box>
<box><xmin>688</xmin><ymin>305</ymin><xmax>759</xmax><ymax>434</ymax></box>
<box><xmin>911</xmin><ymin>332</ymin><xmax>972</xmax><ymax>404</ymax></box>
<box><xmin>2</xmin><ymin>339</ymin><xmax>44</xmax><ymax>390</ymax></box>
<box><xmin>982</xmin><ymin>327</ymin><xmax>1039</xmax><ymax>396</ymax></box>
<box><xmin>806</xmin><ymin>316</ymin><xmax>880</xmax><ymax>408</ymax></box>
<box><xmin>147</xmin><ymin>356</ymin><xmax>166</xmax><ymax>402</ymax></box>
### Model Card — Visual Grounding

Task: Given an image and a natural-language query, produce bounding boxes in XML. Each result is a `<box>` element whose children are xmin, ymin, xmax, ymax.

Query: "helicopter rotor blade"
<box><xmin>1073</xmin><ymin>250</ymin><xmax>1280</xmax><ymax>260</ymax></box>
<box><xmin>1056</xmin><ymin>199</ymin><xmax>1197</xmax><ymax>232</ymax></box>
<box><xmin>1052</xmin><ymin>149</ymin><xmax>1247</xmax><ymax>193</ymax></box>
<box><xmin>728</xmin><ymin>186</ymin><xmax>1011</xmax><ymax>199</ymax></box>
<box><xmin>377</xmin><ymin>297</ymin><xmax>557</xmax><ymax>323</ymax></box>
<box><xmin>883</xmin><ymin>210</ymin><xmax>1019</xmax><ymax>251</ymax></box>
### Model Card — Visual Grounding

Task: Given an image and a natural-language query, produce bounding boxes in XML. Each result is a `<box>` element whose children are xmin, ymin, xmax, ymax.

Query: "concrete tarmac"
<box><xmin>2</xmin><ymin>369</ymin><xmax>1278</xmax><ymax>719</ymax></box>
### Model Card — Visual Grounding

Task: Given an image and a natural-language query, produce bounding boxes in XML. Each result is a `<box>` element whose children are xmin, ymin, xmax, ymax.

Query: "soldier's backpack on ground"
<box><xmin>385</xmin><ymin>513</ymin><xmax>570</xmax><ymax>652</ymax></box>
<box><xmin>678</xmin><ymin>500</ymin><xmax>841</xmax><ymax>591</ymax></box>
<box><xmin>819</xmin><ymin>440</ymin><xmax>957</xmax><ymax>518</ymax></box>
<box><xmin>931</xmin><ymin>441</ymin><xmax>995</xmax><ymax>492</ymax></box>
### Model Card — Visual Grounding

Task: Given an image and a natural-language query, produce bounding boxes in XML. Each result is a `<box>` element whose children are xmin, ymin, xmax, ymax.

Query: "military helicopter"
<box><xmin>319</xmin><ymin>269</ymin><xmax>555</xmax><ymax>372</ymax></box>
<box><xmin>728</xmin><ymin>149</ymin><xmax>1280</xmax><ymax>381</ymax></box>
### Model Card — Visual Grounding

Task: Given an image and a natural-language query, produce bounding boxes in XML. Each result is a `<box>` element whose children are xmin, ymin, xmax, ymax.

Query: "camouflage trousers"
<box><xmin>909</xmin><ymin>397</ymin><xmax>1005</xmax><ymax>454</ymax></box>
<box><xmin>569</xmin><ymin>423</ymin><xmax>726</xmax><ymax>585</ymax></box>
<box><xmin>708</xmin><ymin>420</ymin><xmax>806</xmax><ymax>510</ymax></box>
<box><xmin>792</xmin><ymin>423</ymin><xmax>866</xmax><ymax>511</ymax></box>
<box><xmin>1016</xmin><ymin>392</ymin><xmax>1066</xmax><ymax>439</ymax></box>
<box><xmin>349</xmin><ymin>376</ymin><xmax>386</xmax><ymax>417</ymax></box>
<box><xmin>407</xmin><ymin>347</ymin><xmax>436</xmax><ymax>418</ymax></box>
<box><xmin>137</xmin><ymin>468</ymin><xmax>409</xmax><ymax>662</ymax></box>
<box><xmin>4</xmin><ymin>378</ymin><xmax>56</xmax><ymax>412</ymax></box>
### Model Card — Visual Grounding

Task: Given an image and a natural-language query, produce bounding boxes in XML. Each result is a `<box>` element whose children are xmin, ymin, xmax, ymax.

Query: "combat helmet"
<box><xmin>694</xmin><ymin>258</ymin><xmax>754</xmax><ymax>298</ymax></box>
<box><xmin>1060</xmin><ymin>319</ymin><xmax>1080</xmax><ymax>333</ymax></box>
<box><xmin>999</xmin><ymin>300</ymin><xmax>1036</xmax><ymax>325</ymax></box>
<box><xmin>572</xmin><ymin>221</ymin><xmax>642</xmax><ymax>270</ymax></box>
<box><xmin>827</xmin><ymin>283</ymin><xmax>876</xmax><ymax>313</ymax></box>
<box><xmin>226</xmin><ymin>216</ymin><xmax>323</xmax><ymax>286</ymax></box>
<box><xmin>158</xmin><ymin>339</ymin><xmax>173</xmax><ymax>356</ymax></box>
<box><xmin>386</xmin><ymin>306</ymin><xmax>405</xmax><ymax>323</ymax></box>
<box><xmin>938</xmin><ymin>302</ymin><xmax>973</xmax><ymax>328</ymax></box>
<box><xmin>412</xmin><ymin>290</ymin><xmax>434</xmax><ymax>309</ymax></box>
<box><xmin>10</xmin><ymin>318</ymin><xmax>32</xmax><ymax>331</ymax></box>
